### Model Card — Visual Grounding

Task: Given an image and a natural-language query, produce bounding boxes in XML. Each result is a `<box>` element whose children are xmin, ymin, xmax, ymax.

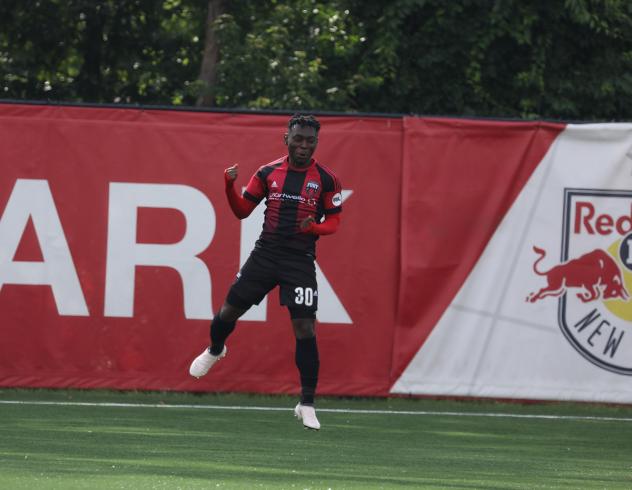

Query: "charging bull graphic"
<box><xmin>527</xmin><ymin>246</ymin><xmax>629</xmax><ymax>303</ymax></box>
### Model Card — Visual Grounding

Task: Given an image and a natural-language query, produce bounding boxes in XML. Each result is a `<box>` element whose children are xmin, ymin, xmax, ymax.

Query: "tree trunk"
<box><xmin>196</xmin><ymin>0</ymin><xmax>224</xmax><ymax>107</ymax></box>
<box><xmin>77</xmin><ymin>3</ymin><xmax>106</xmax><ymax>102</ymax></box>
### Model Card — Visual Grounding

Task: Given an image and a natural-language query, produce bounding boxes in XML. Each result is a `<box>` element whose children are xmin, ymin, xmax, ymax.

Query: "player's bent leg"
<box><xmin>210</xmin><ymin>302</ymin><xmax>247</xmax><ymax>355</ymax></box>
<box><xmin>218</xmin><ymin>301</ymin><xmax>249</xmax><ymax>323</ymax></box>
<box><xmin>189</xmin><ymin>301</ymin><xmax>247</xmax><ymax>379</ymax></box>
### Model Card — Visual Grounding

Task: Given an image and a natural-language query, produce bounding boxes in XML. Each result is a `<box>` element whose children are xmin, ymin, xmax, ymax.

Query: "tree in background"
<box><xmin>196</xmin><ymin>0</ymin><xmax>224</xmax><ymax>106</ymax></box>
<box><xmin>211</xmin><ymin>0</ymin><xmax>366</xmax><ymax>111</ymax></box>
<box><xmin>1</xmin><ymin>0</ymin><xmax>631</xmax><ymax>120</ymax></box>
<box><xmin>348</xmin><ymin>0</ymin><xmax>632</xmax><ymax>120</ymax></box>
<box><xmin>0</xmin><ymin>0</ymin><xmax>208</xmax><ymax>105</ymax></box>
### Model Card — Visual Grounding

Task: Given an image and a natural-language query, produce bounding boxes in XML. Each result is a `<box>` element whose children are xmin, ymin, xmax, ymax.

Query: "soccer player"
<box><xmin>189</xmin><ymin>114</ymin><xmax>343</xmax><ymax>430</ymax></box>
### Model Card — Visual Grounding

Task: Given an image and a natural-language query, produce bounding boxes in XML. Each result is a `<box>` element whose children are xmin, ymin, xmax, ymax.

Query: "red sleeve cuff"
<box><xmin>305</xmin><ymin>214</ymin><xmax>341</xmax><ymax>235</ymax></box>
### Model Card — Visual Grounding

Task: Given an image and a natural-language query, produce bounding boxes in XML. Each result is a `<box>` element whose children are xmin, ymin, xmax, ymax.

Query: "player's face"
<box><xmin>285</xmin><ymin>125</ymin><xmax>318</xmax><ymax>167</ymax></box>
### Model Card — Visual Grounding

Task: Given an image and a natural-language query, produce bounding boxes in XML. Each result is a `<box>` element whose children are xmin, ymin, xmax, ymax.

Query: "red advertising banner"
<box><xmin>8</xmin><ymin>104</ymin><xmax>604</xmax><ymax>399</ymax></box>
<box><xmin>0</xmin><ymin>104</ymin><xmax>402</xmax><ymax>396</ymax></box>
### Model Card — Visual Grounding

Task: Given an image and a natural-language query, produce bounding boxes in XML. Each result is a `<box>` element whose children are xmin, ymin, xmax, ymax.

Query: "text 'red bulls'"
<box><xmin>574</xmin><ymin>202</ymin><xmax>632</xmax><ymax>236</ymax></box>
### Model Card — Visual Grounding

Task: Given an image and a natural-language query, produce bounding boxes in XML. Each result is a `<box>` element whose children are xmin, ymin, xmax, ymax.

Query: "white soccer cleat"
<box><xmin>294</xmin><ymin>403</ymin><xmax>321</xmax><ymax>430</ymax></box>
<box><xmin>189</xmin><ymin>346</ymin><xmax>227</xmax><ymax>378</ymax></box>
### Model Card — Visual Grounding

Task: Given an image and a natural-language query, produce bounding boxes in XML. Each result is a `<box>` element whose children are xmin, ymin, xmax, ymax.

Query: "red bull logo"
<box><xmin>527</xmin><ymin>247</ymin><xmax>629</xmax><ymax>303</ymax></box>
<box><xmin>528</xmin><ymin>189</ymin><xmax>632</xmax><ymax>375</ymax></box>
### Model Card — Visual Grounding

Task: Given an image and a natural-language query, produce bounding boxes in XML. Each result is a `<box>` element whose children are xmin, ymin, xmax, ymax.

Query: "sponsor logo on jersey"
<box><xmin>269</xmin><ymin>191</ymin><xmax>305</xmax><ymax>203</ymax></box>
<box><xmin>305</xmin><ymin>180</ymin><xmax>320</xmax><ymax>197</ymax></box>
<box><xmin>527</xmin><ymin>189</ymin><xmax>632</xmax><ymax>375</ymax></box>
<box><xmin>332</xmin><ymin>193</ymin><xmax>342</xmax><ymax>207</ymax></box>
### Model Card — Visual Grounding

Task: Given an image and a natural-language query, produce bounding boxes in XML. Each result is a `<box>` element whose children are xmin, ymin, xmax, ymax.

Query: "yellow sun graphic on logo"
<box><xmin>604</xmin><ymin>240</ymin><xmax>632</xmax><ymax>322</ymax></box>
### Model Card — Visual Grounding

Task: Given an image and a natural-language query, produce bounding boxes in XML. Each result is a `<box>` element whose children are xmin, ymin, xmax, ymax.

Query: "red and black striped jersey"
<box><xmin>243</xmin><ymin>156</ymin><xmax>342</xmax><ymax>255</ymax></box>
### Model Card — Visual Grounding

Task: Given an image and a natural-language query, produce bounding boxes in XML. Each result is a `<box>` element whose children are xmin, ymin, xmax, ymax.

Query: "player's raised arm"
<box><xmin>224</xmin><ymin>164</ymin><xmax>257</xmax><ymax>219</ymax></box>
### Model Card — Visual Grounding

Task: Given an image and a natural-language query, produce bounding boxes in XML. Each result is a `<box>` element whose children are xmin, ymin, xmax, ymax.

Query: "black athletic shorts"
<box><xmin>226</xmin><ymin>247</ymin><xmax>318</xmax><ymax>319</ymax></box>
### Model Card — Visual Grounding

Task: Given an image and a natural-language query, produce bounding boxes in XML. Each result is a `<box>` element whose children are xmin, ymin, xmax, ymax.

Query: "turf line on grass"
<box><xmin>1</xmin><ymin>399</ymin><xmax>631</xmax><ymax>422</ymax></box>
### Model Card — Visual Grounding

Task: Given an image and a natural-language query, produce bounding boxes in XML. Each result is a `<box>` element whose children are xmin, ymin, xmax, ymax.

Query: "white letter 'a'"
<box><xmin>0</xmin><ymin>179</ymin><xmax>89</xmax><ymax>315</ymax></box>
<box><xmin>104</xmin><ymin>183</ymin><xmax>215</xmax><ymax>319</ymax></box>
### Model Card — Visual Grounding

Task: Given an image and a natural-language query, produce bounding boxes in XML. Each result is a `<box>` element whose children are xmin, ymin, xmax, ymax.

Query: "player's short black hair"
<box><xmin>288</xmin><ymin>113</ymin><xmax>320</xmax><ymax>133</ymax></box>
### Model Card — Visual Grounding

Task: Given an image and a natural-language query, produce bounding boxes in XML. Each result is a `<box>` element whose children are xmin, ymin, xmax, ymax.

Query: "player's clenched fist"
<box><xmin>224</xmin><ymin>164</ymin><xmax>239</xmax><ymax>183</ymax></box>
<box><xmin>300</xmin><ymin>216</ymin><xmax>315</xmax><ymax>232</ymax></box>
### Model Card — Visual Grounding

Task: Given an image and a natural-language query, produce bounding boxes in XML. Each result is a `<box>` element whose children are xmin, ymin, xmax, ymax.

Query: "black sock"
<box><xmin>209</xmin><ymin>316</ymin><xmax>236</xmax><ymax>355</ymax></box>
<box><xmin>295</xmin><ymin>337</ymin><xmax>319</xmax><ymax>405</ymax></box>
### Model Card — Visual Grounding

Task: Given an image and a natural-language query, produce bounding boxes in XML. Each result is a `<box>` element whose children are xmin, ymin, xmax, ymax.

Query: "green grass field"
<box><xmin>1</xmin><ymin>389</ymin><xmax>632</xmax><ymax>489</ymax></box>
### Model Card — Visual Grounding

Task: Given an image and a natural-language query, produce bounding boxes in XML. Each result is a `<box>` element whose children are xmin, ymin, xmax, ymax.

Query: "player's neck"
<box><xmin>287</xmin><ymin>156</ymin><xmax>314</xmax><ymax>170</ymax></box>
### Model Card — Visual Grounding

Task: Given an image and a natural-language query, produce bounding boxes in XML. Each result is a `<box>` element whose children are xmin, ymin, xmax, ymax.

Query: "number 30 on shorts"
<box><xmin>294</xmin><ymin>287</ymin><xmax>315</xmax><ymax>306</ymax></box>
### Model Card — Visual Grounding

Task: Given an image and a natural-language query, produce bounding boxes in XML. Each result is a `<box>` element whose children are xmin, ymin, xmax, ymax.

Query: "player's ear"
<box><xmin>283</xmin><ymin>132</ymin><xmax>288</xmax><ymax>145</ymax></box>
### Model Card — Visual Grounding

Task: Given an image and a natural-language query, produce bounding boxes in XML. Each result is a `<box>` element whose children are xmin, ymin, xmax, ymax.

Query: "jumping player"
<box><xmin>189</xmin><ymin>114</ymin><xmax>343</xmax><ymax>430</ymax></box>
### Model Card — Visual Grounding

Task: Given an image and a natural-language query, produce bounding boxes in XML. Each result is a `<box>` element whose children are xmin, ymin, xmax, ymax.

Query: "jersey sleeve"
<box><xmin>243</xmin><ymin>168</ymin><xmax>267</xmax><ymax>204</ymax></box>
<box><xmin>304</xmin><ymin>213</ymin><xmax>340</xmax><ymax>235</ymax></box>
<box><xmin>321</xmin><ymin>173</ymin><xmax>343</xmax><ymax>215</ymax></box>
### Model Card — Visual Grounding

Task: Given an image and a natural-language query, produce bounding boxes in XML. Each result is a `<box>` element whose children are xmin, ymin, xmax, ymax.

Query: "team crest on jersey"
<box><xmin>527</xmin><ymin>188</ymin><xmax>632</xmax><ymax>375</ymax></box>
<box><xmin>305</xmin><ymin>181</ymin><xmax>320</xmax><ymax>197</ymax></box>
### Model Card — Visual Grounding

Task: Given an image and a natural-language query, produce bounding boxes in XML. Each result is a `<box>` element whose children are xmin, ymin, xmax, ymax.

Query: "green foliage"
<box><xmin>346</xmin><ymin>0</ymin><xmax>632</xmax><ymax>120</ymax></box>
<box><xmin>1</xmin><ymin>0</ymin><xmax>631</xmax><ymax>120</ymax></box>
<box><xmin>0</xmin><ymin>0</ymin><xmax>208</xmax><ymax>105</ymax></box>
<box><xmin>213</xmin><ymin>0</ymin><xmax>366</xmax><ymax>110</ymax></box>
